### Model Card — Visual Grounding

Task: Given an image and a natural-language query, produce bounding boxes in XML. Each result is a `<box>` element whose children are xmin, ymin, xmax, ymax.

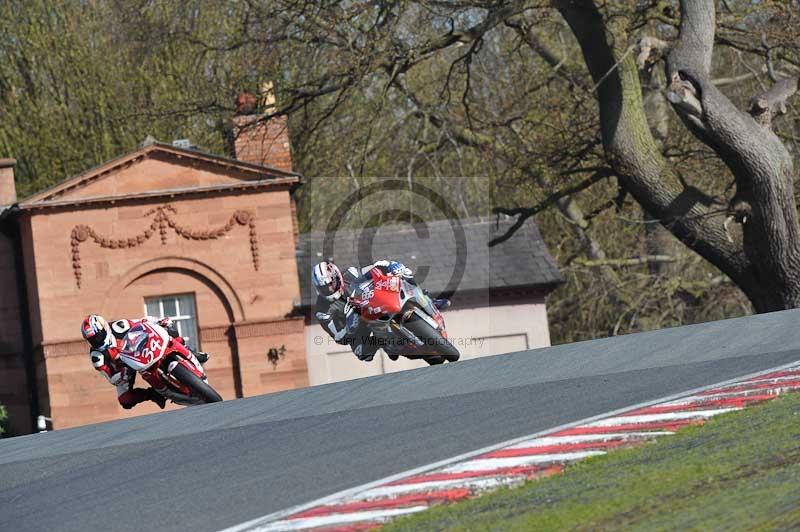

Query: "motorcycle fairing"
<box><xmin>119</xmin><ymin>322</ymin><xmax>170</xmax><ymax>371</ymax></box>
<box><xmin>119</xmin><ymin>321</ymin><xmax>210</xmax><ymax>406</ymax></box>
<box><xmin>353</xmin><ymin>270</ymin><xmax>451</xmax><ymax>356</ymax></box>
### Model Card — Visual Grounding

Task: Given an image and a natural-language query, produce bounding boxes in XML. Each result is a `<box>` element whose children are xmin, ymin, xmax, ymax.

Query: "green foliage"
<box><xmin>0</xmin><ymin>0</ymin><xmax>266</xmax><ymax>197</ymax></box>
<box><xmin>385</xmin><ymin>392</ymin><xmax>800</xmax><ymax>531</ymax></box>
<box><xmin>0</xmin><ymin>403</ymin><xmax>7</xmax><ymax>436</ymax></box>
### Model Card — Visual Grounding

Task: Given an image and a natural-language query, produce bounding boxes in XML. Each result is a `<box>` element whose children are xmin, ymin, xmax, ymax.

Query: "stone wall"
<box><xmin>0</xmin><ymin>227</ymin><xmax>31</xmax><ymax>435</ymax></box>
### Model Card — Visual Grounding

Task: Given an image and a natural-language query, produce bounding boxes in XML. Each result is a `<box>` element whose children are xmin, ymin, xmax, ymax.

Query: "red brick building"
<box><xmin>0</xmin><ymin>105</ymin><xmax>308</xmax><ymax>435</ymax></box>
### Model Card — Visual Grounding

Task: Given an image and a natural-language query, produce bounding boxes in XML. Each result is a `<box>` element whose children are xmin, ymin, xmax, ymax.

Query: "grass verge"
<box><xmin>384</xmin><ymin>392</ymin><xmax>800</xmax><ymax>531</ymax></box>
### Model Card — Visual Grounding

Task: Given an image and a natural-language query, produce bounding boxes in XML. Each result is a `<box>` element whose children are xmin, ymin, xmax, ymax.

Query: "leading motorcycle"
<box><xmin>118</xmin><ymin>321</ymin><xmax>222</xmax><ymax>405</ymax></box>
<box><xmin>348</xmin><ymin>268</ymin><xmax>460</xmax><ymax>365</ymax></box>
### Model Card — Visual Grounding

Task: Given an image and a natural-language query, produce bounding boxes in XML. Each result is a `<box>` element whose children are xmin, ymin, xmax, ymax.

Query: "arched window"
<box><xmin>144</xmin><ymin>293</ymin><xmax>199</xmax><ymax>349</ymax></box>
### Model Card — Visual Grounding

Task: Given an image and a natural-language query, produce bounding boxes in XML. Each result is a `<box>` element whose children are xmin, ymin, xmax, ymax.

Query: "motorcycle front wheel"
<box><xmin>403</xmin><ymin>316</ymin><xmax>460</xmax><ymax>363</ymax></box>
<box><xmin>171</xmin><ymin>363</ymin><xmax>223</xmax><ymax>403</ymax></box>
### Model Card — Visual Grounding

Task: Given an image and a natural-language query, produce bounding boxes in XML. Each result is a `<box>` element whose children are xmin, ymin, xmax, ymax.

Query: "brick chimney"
<box><xmin>0</xmin><ymin>159</ymin><xmax>17</xmax><ymax>205</ymax></box>
<box><xmin>230</xmin><ymin>82</ymin><xmax>293</xmax><ymax>172</ymax></box>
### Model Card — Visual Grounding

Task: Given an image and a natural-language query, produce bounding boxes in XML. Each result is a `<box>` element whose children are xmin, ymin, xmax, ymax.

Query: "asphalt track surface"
<box><xmin>2</xmin><ymin>309</ymin><xmax>800</xmax><ymax>532</ymax></box>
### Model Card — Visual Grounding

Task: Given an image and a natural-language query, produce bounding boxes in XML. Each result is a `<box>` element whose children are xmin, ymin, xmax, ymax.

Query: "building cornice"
<box><xmin>22</xmin><ymin>142</ymin><xmax>301</xmax><ymax>205</ymax></box>
<box><xmin>18</xmin><ymin>177</ymin><xmax>298</xmax><ymax>213</ymax></box>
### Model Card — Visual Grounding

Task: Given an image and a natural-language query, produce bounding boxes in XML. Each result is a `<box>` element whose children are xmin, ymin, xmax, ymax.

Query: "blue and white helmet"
<box><xmin>312</xmin><ymin>261</ymin><xmax>344</xmax><ymax>301</ymax></box>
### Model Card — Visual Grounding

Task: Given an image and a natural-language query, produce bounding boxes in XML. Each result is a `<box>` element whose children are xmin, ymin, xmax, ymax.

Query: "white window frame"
<box><xmin>144</xmin><ymin>293</ymin><xmax>200</xmax><ymax>348</ymax></box>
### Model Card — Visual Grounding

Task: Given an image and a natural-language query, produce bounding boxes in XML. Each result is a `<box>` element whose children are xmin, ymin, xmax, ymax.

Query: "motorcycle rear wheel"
<box><xmin>171</xmin><ymin>363</ymin><xmax>223</xmax><ymax>404</ymax></box>
<box><xmin>403</xmin><ymin>317</ymin><xmax>460</xmax><ymax>363</ymax></box>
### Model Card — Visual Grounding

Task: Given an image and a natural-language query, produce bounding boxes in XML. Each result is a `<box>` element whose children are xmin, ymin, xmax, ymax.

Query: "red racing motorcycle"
<box><xmin>118</xmin><ymin>321</ymin><xmax>222</xmax><ymax>405</ymax></box>
<box><xmin>349</xmin><ymin>268</ymin><xmax>460</xmax><ymax>365</ymax></box>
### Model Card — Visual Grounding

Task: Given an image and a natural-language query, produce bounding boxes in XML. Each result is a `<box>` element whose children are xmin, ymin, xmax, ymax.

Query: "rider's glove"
<box><xmin>157</xmin><ymin>317</ymin><xmax>180</xmax><ymax>338</ymax></box>
<box><xmin>388</xmin><ymin>261</ymin><xmax>413</xmax><ymax>279</ymax></box>
<box><xmin>315</xmin><ymin>311</ymin><xmax>331</xmax><ymax>322</ymax></box>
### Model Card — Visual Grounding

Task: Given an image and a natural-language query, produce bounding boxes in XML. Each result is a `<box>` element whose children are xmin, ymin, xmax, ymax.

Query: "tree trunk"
<box><xmin>641</xmin><ymin>61</ymin><xmax>682</xmax><ymax>278</ymax></box>
<box><xmin>555</xmin><ymin>0</ymin><xmax>800</xmax><ymax>313</ymax></box>
<box><xmin>664</xmin><ymin>0</ymin><xmax>800</xmax><ymax>312</ymax></box>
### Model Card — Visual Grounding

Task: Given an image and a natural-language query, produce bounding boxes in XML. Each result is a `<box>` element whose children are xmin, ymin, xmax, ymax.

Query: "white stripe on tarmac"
<box><xmin>660</xmin><ymin>395</ymin><xmax>745</xmax><ymax>407</ymax></box>
<box><xmin>669</xmin><ymin>388</ymin><xmax>784</xmax><ymax>404</ymax></box>
<box><xmin>584</xmin><ymin>408</ymin><xmax>739</xmax><ymax>427</ymax></box>
<box><xmin>441</xmin><ymin>452</ymin><xmax>606</xmax><ymax>473</ymax></box>
<box><xmin>746</xmin><ymin>374</ymin><xmax>800</xmax><ymax>383</ymax></box>
<box><xmin>353</xmin><ymin>477</ymin><xmax>512</xmax><ymax>500</ymax></box>
<box><xmin>504</xmin><ymin>432</ymin><xmax>673</xmax><ymax>449</ymax></box>
<box><xmin>714</xmin><ymin>375</ymin><xmax>800</xmax><ymax>388</ymax></box>
<box><xmin>251</xmin><ymin>506</ymin><xmax>429</xmax><ymax>532</ymax></box>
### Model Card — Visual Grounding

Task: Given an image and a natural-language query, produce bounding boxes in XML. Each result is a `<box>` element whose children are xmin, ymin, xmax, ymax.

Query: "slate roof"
<box><xmin>296</xmin><ymin>216</ymin><xmax>563</xmax><ymax>307</ymax></box>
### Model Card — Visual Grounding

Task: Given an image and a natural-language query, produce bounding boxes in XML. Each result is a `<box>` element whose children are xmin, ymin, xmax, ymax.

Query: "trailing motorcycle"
<box><xmin>349</xmin><ymin>268</ymin><xmax>460</xmax><ymax>365</ymax></box>
<box><xmin>118</xmin><ymin>321</ymin><xmax>222</xmax><ymax>405</ymax></box>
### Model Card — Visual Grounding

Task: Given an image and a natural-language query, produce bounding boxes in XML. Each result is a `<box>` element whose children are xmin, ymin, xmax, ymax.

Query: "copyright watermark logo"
<box><xmin>311</xmin><ymin>178</ymin><xmax>474</xmax><ymax>301</ymax></box>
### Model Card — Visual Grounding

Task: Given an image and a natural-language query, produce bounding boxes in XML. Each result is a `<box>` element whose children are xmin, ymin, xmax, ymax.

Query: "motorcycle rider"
<box><xmin>81</xmin><ymin>314</ymin><xmax>209</xmax><ymax>410</ymax></box>
<box><xmin>312</xmin><ymin>261</ymin><xmax>377</xmax><ymax>361</ymax></box>
<box><xmin>312</xmin><ymin>260</ymin><xmax>449</xmax><ymax>362</ymax></box>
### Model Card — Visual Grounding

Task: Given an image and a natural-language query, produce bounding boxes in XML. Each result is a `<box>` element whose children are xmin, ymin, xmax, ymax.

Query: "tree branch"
<box><xmin>748</xmin><ymin>75</ymin><xmax>799</xmax><ymax>128</ymax></box>
<box><xmin>667</xmin><ymin>0</ymin><xmax>715</xmax><ymax>76</ymax></box>
<box><xmin>392</xmin><ymin>67</ymin><xmax>611</xmax><ymax>261</ymax></box>
<box><xmin>506</xmin><ymin>18</ymin><xmax>588</xmax><ymax>90</ymax></box>
<box><xmin>573</xmin><ymin>255</ymin><xmax>677</xmax><ymax>268</ymax></box>
<box><xmin>663</xmin><ymin>0</ymin><xmax>800</xmax><ymax>311</ymax></box>
<box><xmin>712</xmin><ymin>71</ymin><xmax>758</xmax><ymax>87</ymax></box>
<box><xmin>555</xmin><ymin>0</ymin><xmax>751</xmax><ymax>292</ymax></box>
<box><xmin>489</xmin><ymin>169</ymin><xmax>612</xmax><ymax>247</ymax></box>
<box><xmin>388</xmin><ymin>1</ymin><xmax>526</xmax><ymax>78</ymax></box>
<box><xmin>637</xmin><ymin>36</ymin><xmax>669</xmax><ymax>71</ymax></box>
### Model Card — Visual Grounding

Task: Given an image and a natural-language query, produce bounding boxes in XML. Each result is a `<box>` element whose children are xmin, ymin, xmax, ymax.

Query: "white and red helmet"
<box><xmin>81</xmin><ymin>314</ymin><xmax>113</xmax><ymax>350</ymax></box>
<box><xmin>312</xmin><ymin>261</ymin><xmax>344</xmax><ymax>301</ymax></box>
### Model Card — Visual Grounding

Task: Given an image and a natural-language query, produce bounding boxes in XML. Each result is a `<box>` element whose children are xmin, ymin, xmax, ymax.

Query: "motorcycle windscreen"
<box><xmin>350</xmin><ymin>279</ymin><xmax>373</xmax><ymax>307</ymax></box>
<box><xmin>119</xmin><ymin>324</ymin><xmax>153</xmax><ymax>370</ymax></box>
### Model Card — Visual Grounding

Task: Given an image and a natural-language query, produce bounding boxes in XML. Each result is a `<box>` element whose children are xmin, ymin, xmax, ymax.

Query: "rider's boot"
<box><xmin>146</xmin><ymin>388</ymin><xmax>167</xmax><ymax>409</ymax></box>
<box><xmin>354</xmin><ymin>343</ymin><xmax>378</xmax><ymax>362</ymax></box>
<box><xmin>192</xmin><ymin>349</ymin><xmax>210</xmax><ymax>364</ymax></box>
<box><xmin>175</xmin><ymin>335</ymin><xmax>209</xmax><ymax>364</ymax></box>
<box><xmin>423</xmin><ymin>288</ymin><xmax>450</xmax><ymax>311</ymax></box>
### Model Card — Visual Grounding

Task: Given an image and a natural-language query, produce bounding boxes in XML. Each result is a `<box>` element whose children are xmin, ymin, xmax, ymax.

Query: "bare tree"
<box><xmin>556</xmin><ymin>0</ymin><xmax>799</xmax><ymax>312</ymax></box>
<box><xmin>238</xmin><ymin>0</ymin><xmax>800</xmax><ymax>315</ymax></box>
